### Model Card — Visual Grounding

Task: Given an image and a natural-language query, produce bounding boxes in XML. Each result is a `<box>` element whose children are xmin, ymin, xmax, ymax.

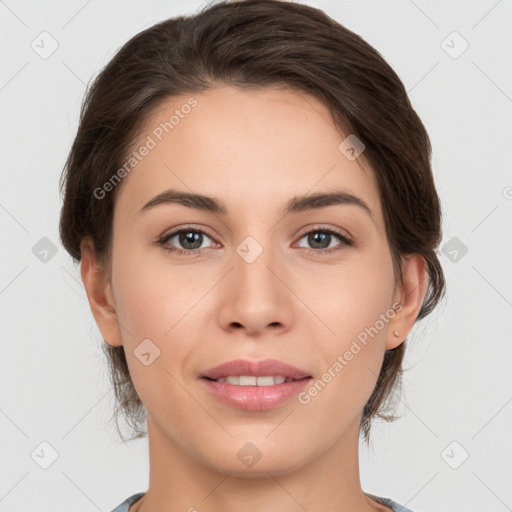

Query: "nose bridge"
<box><xmin>218</xmin><ymin>232</ymin><xmax>292</xmax><ymax>334</ymax></box>
<box><xmin>233</xmin><ymin>233</ymin><xmax>282</xmax><ymax>300</ymax></box>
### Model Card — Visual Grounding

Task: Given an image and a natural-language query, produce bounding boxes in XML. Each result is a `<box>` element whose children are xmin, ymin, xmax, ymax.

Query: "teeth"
<box><xmin>215</xmin><ymin>375</ymin><xmax>289</xmax><ymax>386</ymax></box>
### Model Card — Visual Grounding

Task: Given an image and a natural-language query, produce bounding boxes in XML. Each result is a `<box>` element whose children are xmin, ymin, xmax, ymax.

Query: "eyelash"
<box><xmin>157</xmin><ymin>225</ymin><xmax>353</xmax><ymax>257</ymax></box>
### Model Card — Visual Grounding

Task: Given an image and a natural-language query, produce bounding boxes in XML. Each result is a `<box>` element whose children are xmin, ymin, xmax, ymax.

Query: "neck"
<box><xmin>131</xmin><ymin>414</ymin><xmax>388</xmax><ymax>512</ymax></box>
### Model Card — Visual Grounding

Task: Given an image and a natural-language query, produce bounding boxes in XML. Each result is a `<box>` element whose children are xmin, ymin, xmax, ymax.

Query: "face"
<box><xmin>87</xmin><ymin>85</ymin><xmax>413</xmax><ymax>477</ymax></box>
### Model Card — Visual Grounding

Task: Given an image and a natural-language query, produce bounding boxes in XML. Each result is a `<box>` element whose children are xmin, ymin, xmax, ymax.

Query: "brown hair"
<box><xmin>59</xmin><ymin>0</ymin><xmax>445</xmax><ymax>444</ymax></box>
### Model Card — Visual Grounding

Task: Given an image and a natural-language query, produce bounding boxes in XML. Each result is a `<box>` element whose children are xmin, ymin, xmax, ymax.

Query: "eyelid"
<box><xmin>295</xmin><ymin>224</ymin><xmax>352</xmax><ymax>242</ymax></box>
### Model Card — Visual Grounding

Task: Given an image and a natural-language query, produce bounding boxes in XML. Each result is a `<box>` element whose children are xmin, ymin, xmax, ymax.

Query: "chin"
<box><xmin>199</xmin><ymin>445</ymin><xmax>308</xmax><ymax>478</ymax></box>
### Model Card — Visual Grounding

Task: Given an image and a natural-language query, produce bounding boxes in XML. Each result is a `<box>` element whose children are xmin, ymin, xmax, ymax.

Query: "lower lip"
<box><xmin>200</xmin><ymin>377</ymin><xmax>312</xmax><ymax>411</ymax></box>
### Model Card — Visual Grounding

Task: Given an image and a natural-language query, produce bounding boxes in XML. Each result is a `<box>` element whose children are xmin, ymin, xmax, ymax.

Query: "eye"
<box><xmin>157</xmin><ymin>225</ymin><xmax>353</xmax><ymax>257</ymax></box>
<box><xmin>295</xmin><ymin>227</ymin><xmax>353</xmax><ymax>256</ymax></box>
<box><xmin>157</xmin><ymin>227</ymin><xmax>218</xmax><ymax>255</ymax></box>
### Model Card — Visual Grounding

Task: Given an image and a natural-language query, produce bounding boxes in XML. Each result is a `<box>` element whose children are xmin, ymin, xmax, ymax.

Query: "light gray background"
<box><xmin>1</xmin><ymin>1</ymin><xmax>511</xmax><ymax>511</ymax></box>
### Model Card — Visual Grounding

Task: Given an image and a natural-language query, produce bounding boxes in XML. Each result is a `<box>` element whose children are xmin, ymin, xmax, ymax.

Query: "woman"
<box><xmin>59</xmin><ymin>1</ymin><xmax>446</xmax><ymax>510</ymax></box>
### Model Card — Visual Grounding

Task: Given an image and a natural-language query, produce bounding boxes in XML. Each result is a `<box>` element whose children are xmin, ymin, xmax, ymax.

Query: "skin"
<box><xmin>80</xmin><ymin>85</ymin><xmax>427</xmax><ymax>512</ymax></box>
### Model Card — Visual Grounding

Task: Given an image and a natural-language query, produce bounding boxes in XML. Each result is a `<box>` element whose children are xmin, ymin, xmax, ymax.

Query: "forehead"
<box><xmin>114</xmin><ymin>85</ymin><xmax>383</xmax><ymax>226</ymax></box>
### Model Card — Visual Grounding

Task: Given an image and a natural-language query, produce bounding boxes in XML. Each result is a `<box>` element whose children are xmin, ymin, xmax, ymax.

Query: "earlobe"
<box><xmin>80</xmin><ymin>238</ymin><xmax>123</xmax><ymax>347</ymax></box>
<box><xmin>386</xmin><ymin>254</ymin><xmax>428</xmax><ymax>350</ymax></box>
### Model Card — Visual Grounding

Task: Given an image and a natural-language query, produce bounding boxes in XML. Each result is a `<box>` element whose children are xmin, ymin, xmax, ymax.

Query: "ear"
<box><xmin>386</xmin><ymin>254</ymin><xmax>428</xmax><ymax>350</ymax></box>
<box><xmin>80</xmin><ymin>238</ymin><xmax>123</xmax><ymax>347</ymax></box>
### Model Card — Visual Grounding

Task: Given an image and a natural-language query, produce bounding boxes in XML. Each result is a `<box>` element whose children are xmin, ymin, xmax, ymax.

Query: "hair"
<box><xmin>59</xmin><ymin>0</ymin><xmax>446</xmax><ymax>444</ymax></box>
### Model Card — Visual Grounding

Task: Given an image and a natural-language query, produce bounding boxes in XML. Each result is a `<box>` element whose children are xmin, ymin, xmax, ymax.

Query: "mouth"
<box><xmin>199</xmin><ymin>359</ymin><xmax>313</xmax><ymax>410</ymax></box>
<box><xmin>200</xmin><ymin>358</ymin><xmax>312</xmax><ymax>382</ymax></box>
<box><xmin>202</xmin><ymin>375</ymin><xmax>310</xmax><ymax>386</ymax></box>
<box><xmin>200</xmin><ymin>375</ymin><xmax>313</xmax><ymax>411</ymax></box>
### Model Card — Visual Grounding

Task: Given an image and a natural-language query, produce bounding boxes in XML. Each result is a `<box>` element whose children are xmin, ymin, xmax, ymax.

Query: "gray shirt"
<box><xmin>110</xmin><ymin>492</ymin><xmax>415</xmax><ymax>511</ymax></box>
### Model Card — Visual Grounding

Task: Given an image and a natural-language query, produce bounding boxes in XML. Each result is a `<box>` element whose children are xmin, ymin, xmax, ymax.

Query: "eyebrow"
<box><xmin>138</xmin><ymin>188</ymin><xmax>374</xmax><ymax>223</ymax></box>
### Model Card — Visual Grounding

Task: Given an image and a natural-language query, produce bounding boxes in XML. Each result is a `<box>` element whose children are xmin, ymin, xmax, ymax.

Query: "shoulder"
<box><xmin>111</xmin><ymin>491</ymin><xmax>415</xmax><ymax>512</ymax></box>
<box><xmin>110</xmin><ymin>492</ymin><xmax>146</xmax><ymax>512</ymax></box>
<box><xmin>365</xmin><ymin>492</ymin><xmax>417</xmax><ymax>512</ymax></box>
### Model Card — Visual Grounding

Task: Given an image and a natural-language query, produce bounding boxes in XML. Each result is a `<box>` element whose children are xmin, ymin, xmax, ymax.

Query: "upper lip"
<box><xmin>201</xmin><ymin>359</ymin><xmax>312</xmax><ymax>380</ymax></box>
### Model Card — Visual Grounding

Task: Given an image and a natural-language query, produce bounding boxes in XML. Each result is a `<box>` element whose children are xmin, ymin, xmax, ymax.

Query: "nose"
<box><xmin>217</xmin><ymin>240</ymin><xmax>294</xmax><ymax>337</ymax></box>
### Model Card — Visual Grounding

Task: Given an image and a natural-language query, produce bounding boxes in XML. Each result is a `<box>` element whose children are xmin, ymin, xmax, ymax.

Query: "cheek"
<box><xmin>302</xmin><ymin>255</ymin><xmax>395</xmax><ymax>394</ymax></box>
<box><xmin>110</xmin><ymin>251</ymin><xmax>206</xmax><ymax>378</ymax></box>
<box><xmin>111</xmin><ymin>246</ymin><xmax>201</xmax><ymax>340</ymax></box>
<box><xmin>299</xmin><ymin>293</ymin><xmax>393</xmax><ymax>419</ymax></box>
<box><xmin>109</xmin><ymin>260</ymin><xmax>201</xmax><ymax>411</ymax></box>
<box><xmin>300</xmin><ymin>251</ymin><xmax>395</xmax><ymax>336</ymax></box>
